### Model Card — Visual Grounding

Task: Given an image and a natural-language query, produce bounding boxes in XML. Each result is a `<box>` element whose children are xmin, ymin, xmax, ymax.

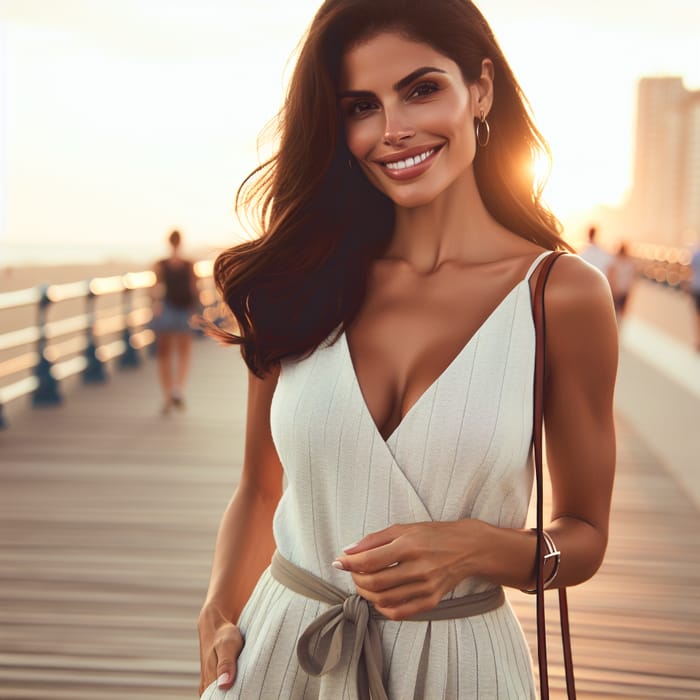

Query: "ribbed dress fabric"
<box><xmin>202</xmin><ymin>252</ymin><xmax>552</xmax><ymax>700</ymax></box>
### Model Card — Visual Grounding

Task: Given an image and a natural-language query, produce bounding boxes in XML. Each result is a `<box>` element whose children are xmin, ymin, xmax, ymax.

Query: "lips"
<box><xmin>384</xmin><ymin>147</ymin><xmax>435</xmax><ymax>170</ymax></box>
<box><xmin>375</xmin><ymin>144</ymin><xmax>444</xmax><ymax>180</ymax></box>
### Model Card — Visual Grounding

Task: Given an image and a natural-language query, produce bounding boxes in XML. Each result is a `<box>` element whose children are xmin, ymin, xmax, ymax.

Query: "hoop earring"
<box><xmin>476</xmin><ymin>110</ymin><xmax>491</xmax><ymax>147</ymax></box>
<box><xmin>347</xmin><ymin>158</ymin><xmax>354</xmax><ymax>169</ymax></box>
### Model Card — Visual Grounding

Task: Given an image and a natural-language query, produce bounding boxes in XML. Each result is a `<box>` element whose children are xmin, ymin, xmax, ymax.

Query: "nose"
<box><xmin>383</xmin><ymin>108</ymin><xmax>415</xmax><ymax>146</ymax></box>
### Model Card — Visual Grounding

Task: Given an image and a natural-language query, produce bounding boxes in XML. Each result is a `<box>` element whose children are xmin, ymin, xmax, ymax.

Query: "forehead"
<box><xmin>339</xmin><ymin>32</ymin><xmax>459</xmax><ymax>91</ymax></box>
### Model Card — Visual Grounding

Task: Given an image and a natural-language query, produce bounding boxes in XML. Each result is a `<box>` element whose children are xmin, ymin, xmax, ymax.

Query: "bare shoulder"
<box><xmin>545</xmin><ymin>253</ymin><xmax>615</xmax><ymax>320</ymax></box>
<box><xmin>543</xmin><ymin>253</ymin><xmax>618</xmax><ymax>384</ymax></box>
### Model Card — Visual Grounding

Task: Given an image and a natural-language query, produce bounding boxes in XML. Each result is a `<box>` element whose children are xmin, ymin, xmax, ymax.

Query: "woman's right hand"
<box><xmin>197</xmin><ymin>601</ymin><xmax>244</xmax><ymax>696</ymax></box>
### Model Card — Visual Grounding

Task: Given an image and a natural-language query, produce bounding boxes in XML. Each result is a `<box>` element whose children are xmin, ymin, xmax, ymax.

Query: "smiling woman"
<box><xmin>198</xmin><ymin>2</ymin><xmax>617</xmax><ymax>699</ymax></box>
<box><xmin>211</xmin><ymin>2</ymin><xmax>568</xmax><ymax>375</ymax></box>
<box><xmin>339</xmin><ymin>42</ymin><xmax>479</xmax><ymax>207</ymax></box>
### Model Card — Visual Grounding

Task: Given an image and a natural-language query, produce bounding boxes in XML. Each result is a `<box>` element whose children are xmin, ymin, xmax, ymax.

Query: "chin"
<box><xmin>367</xmin><ymin>170</ymin><xmax>461</xmax><ymax>210</ymax></box>
<box><xmin>384</xmin><ymin>187</ymin><xmax>442</xmax><ymax>209</ymax></box>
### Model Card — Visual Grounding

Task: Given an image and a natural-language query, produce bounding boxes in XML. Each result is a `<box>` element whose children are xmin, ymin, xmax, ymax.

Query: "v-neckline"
<box><xmin>343</xmin><ymin>277</ymin><xmax>528</xmax><ymax>444</ymax></box>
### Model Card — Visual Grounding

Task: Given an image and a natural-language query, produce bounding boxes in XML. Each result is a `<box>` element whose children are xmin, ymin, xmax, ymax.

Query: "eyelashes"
<box><xmin>346</xmin><ymin>100</ymin><xmax>377</xmax><ymax>117</ymax></box>
<box><xmin>409</xmin><ymin>81</ymin><xmax>440</xmax><ymax>98</ymax></box>
<box><xmin>343</xmin><ymin>81</ymin><xmax>442</xmax><ymax>118</ymax></box>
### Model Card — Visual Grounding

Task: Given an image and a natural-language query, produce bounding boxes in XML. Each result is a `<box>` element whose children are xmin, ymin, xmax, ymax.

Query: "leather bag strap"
<box><xmin>531</xmin><ymin>251</ymin><xmax>576</xmax><ymax>700</ymax></box>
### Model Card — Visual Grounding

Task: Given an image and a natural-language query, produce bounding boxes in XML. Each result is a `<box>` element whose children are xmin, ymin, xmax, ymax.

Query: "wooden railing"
<box><xmin>0</xmin><ymin>261</ymin><xmax>224</xmax><ymax>428</ymax></box>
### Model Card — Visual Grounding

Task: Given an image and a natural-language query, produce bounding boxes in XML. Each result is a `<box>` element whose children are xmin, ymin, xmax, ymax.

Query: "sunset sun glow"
<box><xmin>0</xmin><ymin>0</ymin><xmax>699</xmax><ymax>261</ymax></box>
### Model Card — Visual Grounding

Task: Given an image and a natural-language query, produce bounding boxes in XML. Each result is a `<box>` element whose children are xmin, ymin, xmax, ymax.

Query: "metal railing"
<box><xmin>0</xmin><ymin>260</ymin><xmax>225</xmax><ymax>428</ymax></box>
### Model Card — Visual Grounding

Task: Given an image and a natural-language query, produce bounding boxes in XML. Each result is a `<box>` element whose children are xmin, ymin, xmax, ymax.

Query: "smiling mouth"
<box><xmin>382</xmin><ymin>147</ymin><xmax>438</xmax><ymax>171</ymax></box>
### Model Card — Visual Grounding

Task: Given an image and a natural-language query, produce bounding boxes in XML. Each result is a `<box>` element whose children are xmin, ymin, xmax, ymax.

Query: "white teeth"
<box><xmin>385</xmin><ymin>148</ymin><xmax>435</xmax><ymax>171</ymax></box>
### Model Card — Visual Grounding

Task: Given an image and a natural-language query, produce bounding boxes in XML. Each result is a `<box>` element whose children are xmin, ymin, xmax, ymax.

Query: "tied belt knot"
<box><xmin>297</xmin><ymin>591</ymin><xmax>385</xmax><ymax>699</ymax></box>
<box><xmin>342</xmin><ymin>594</ymin><xmax>369</xmax><ymax>623</ymax></box>
<box><xmin>270</xmin><ymin>550</ymin><xmax>505</xmax><ymax>700</ymax></box>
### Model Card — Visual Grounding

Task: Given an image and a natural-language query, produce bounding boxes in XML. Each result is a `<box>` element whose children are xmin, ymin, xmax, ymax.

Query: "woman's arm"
<box><xmin>189</xmin><ymin>261</ymin><xmax>200</xmax><ymax>309</ymax></box>
<box><xmin>335</xmin><ymin>255</ymin><xmax>618</xmax><ymax>618</ymax></box>
<box><xmin>477</xmin><ymin>254</ymin><xmax>617</xmax><ymax>589</ymax></box>
<box><xmin>539</xmin><ymin>255</ymin><xmax>617</xmax><ymax>583</ymax></box>
<box><xmin>198</xmin><ymin>364</ymin><xmax>284</xmax><ymax>693</ymax></box>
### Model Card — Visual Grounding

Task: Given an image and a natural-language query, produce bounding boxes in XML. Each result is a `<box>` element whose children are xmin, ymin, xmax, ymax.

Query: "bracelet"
<box><xmin>522</xmin><ymin>528</ymin><xmax>561</xmax><ymax>594</ymax></box>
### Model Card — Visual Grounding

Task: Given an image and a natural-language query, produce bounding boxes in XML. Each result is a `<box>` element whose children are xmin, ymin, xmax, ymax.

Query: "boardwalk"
<box><xmin>0</xmin><ymin>339</ymin><xmax>698</xmax><ymax>699</ymax></box>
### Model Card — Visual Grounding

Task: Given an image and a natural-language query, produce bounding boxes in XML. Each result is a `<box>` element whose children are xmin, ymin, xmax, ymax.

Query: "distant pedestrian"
<box><xmin>151</xmin><ymin>230</ymin><xmax>198</xmax><ymax>413</ymax></box>
<box><xmin>579</xmin><ymin>226</ymin><xmax>612</xmax><ymax>275</ymax></box>
<box><xmin>691</xmin><ymin>243</ymin><xmax>700</xmax><ymax>352</ymax></box>
<box><xmin>607</xmin><ymin>242</ymin><xmax>638</xmax><ymax>321</ymax></box>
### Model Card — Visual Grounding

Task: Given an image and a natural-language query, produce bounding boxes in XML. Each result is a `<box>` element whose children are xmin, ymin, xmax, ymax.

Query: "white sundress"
<box><xmin>202</xmin><ymin>251</ymin><xmax>554</xmax><ymax>699</ymax></box>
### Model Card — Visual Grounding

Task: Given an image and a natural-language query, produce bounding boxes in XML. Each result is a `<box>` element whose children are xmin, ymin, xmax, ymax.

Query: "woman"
<box><xmin>607</xmin><ymin>242</ymin><xmax>638</xmax><ymax>321</ymax></box>
<box><xmin>151</xmin><ymin>230</ymin><xmax>198</xmax><ymax>414</ymax></box>
<box><xmin>199</xmin><ymin>1</ymin><xmax>617</xmax><ymax>697</ymax></box>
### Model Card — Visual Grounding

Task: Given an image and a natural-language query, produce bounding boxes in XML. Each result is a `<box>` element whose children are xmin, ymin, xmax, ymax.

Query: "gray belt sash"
<box><xmin>269</xmin><ymin>550</ymin><xmax>505</xmax><ymax>700</ymax></box>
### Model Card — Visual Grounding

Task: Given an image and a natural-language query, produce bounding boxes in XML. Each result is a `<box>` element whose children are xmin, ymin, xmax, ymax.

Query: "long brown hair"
<box><xmin>214</xmin><ymin>0</ymin><xmax>569</xmax><ymax>376</ymax></box>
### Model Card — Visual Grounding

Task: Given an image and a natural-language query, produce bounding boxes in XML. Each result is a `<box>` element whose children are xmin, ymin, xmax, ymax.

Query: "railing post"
<box><xmin>83</xmin><ymin>284</ymin><xmax>107</xmax><ymax>383</ymax></box>
<box><xmin>119</xmin><ymin>286</ymin><xmax>140</xmax><ymax>368</ymax></box>
<box><xmin>32</xmin><ymin>285</ymin><xmax>62</xmax><ymax>406</ymax></box>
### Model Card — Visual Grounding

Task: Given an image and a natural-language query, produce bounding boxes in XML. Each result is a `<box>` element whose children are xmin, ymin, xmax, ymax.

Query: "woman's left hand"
<box><xmin>333</xmin><ymin>521</ymin><xmax>484</xmax><ymax>620</ymax></box>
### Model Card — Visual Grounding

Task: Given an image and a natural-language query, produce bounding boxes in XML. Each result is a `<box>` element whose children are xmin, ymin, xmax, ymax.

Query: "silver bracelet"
<box><xmin>523</xmin><ymin>528</ymin><xmax>561</xmax><ymax>594</ymax></box>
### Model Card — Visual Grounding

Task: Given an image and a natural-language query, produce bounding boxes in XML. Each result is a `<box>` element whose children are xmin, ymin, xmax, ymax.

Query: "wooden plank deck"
<box><xmin>0</xmin><ymin>340</ymin><xmax>698</xmax><ymax>699</ymax></box>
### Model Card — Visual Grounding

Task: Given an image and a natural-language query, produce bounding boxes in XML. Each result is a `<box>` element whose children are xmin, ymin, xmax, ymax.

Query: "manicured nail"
<box><xmin>342</xmin><ymin>541</ymin><xmax>359</xmax><ymax>552</ymax></box>
<box><xmin>331</xmin><ymin>559</ymin><xmax>346</xmax><ymax>570</ymax></box>
<box><xmin>217</xmin><ymin>672</ymin><xmax>231</xmax><ymax>687</ymax></box>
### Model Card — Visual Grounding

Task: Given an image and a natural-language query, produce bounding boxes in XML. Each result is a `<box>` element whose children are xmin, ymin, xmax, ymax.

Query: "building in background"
<box><xmin>682</xmin><ymin>91</ymin><xmax>700</xmax><ymax>244</ymax></box>
<box><xmin>626</xmin><ymin>77</ymin><xmax>700</xmax><ymax>247</ymax></box>
<box><xmin>0</xmin><ymin>24</ymin><xmax>6</xmax><ymax>241</ymax></box>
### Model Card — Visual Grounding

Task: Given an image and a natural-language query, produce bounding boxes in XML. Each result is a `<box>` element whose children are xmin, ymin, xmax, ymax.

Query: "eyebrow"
<box><xmin>338</xmin><ymin>66</ymin><xmax>447</xmax><ymax>99</ymax></box>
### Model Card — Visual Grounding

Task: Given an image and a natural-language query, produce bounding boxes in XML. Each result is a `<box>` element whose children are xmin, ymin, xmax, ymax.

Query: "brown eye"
<box><xmin>347</xmin><ymin>100</ymin><xmax>377</xmax><ymax>117</ymax></box>
<box><xmin>409</xmin><ymin>82</ymin><xmax>439</xmax><ymax>98</ymax></box>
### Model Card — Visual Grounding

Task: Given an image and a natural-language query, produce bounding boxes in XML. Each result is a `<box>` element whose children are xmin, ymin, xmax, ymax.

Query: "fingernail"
<box><xmin>331</xmin><ymin>559</ymin><xmax>346</xmax><ymax>570</ymax></box>
<box><xmin>217</xmin><ymin>672</ymin><xmax>231</xmax><ymax>687</ymax></box>
<box><xmin>342</xmin><ymin>541</ymin><xmax>358</xmax><ymax>552</ymax></box>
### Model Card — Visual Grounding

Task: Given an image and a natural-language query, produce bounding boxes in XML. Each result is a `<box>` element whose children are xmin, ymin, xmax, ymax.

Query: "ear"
<box><xmin>470</xmin><ymin>58</ymin><xmax>494</xmax><ymax>119</ymax></box>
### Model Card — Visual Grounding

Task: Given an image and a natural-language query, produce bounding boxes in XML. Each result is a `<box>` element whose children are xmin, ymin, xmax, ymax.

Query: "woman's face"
<box><xmin>339</xmin><ymin>32</ymin><xmax>486</xmax><ymax>209</ymax></box>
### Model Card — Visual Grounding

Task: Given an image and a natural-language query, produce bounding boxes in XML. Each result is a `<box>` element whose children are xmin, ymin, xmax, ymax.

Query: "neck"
<box><xmin>386</xmin><ymin>168</ymin><xmax>506</xmax><ymax>273</ymax></box>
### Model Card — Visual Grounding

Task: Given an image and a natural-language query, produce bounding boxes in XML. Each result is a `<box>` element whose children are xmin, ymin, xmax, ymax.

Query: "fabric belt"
<box><xmin>269</xmin><ymin>550</ymin><xmax>505</xmax><ymax>700</ymax></box>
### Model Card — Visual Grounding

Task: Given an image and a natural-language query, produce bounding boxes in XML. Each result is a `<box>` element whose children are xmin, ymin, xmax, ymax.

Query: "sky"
<box><xmin>0</xmin><ymin>0</ymin><xmax>699</xmax><ymax>264</ymax></box>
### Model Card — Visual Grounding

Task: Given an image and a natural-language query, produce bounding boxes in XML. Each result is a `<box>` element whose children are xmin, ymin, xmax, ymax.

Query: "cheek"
<box><xmin>344</xmin><ymin>119</ymin><xmax>379</xmax><ymax>159</ymax></box>
<box><xmin>432</xmin><ymin>99</ymin><xmax>474</xmax><ymax>147</ymax></box>
<box><xmin>453</xmin><ymin>114</ymin><xmax>477</xmax><ymax>161</ymax></box>
<box><xmin>438</xmin><ymin>110</ymin><xmax>477</xmax><ymax>171</ymax></box>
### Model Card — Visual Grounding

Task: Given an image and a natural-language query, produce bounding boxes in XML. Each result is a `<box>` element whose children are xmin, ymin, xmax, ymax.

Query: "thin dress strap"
<box><xmin>524</xmin><ymin>250</ymin><xmax>556</xmax><ymax>282</ymax></box>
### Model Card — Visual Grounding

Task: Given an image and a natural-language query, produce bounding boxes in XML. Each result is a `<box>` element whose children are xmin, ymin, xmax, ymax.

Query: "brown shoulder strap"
<box><xmin>531</xmin><ymin>251</ymin><xmax>576</xmax><ymax>700</ymax></box>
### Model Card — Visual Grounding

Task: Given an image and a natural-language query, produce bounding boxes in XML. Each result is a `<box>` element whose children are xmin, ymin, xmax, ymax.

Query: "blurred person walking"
<box><xmin>151</xmin><ymin>230</ymin><xmax>198</xmax><ymax>413</ymax></box>
<box><xmin>607</xmin><ymin>243</ymin><xmax>638</xmax><ymax>321</ymax></box>
<box><xmin>579</xmin><ymin>225</ymin><xmax>612</xmax><ymax>275</ymax></box>
<box><xmin>691</xmin><ymin>243</ymin><xmax>700</xmax><ymax>351</ymax></box>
